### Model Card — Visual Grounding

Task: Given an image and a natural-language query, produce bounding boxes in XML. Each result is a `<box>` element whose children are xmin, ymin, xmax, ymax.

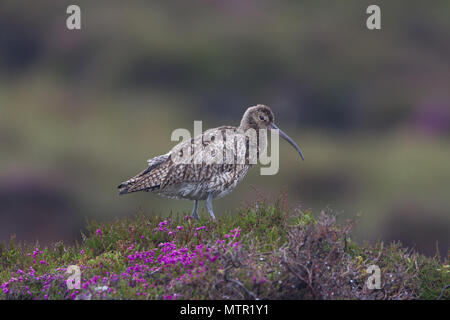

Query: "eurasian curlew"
<box><xmin>118</xmin><ymin>104</ymin><xmax>304</xmax><ymax>220</ymax></box>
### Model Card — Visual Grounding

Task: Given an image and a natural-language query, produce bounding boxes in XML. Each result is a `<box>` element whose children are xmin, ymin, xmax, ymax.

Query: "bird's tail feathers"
<box><xmin>117</xmin><ymin>167</ymin><xmax>160</xmax><ymax>195</ymax></box>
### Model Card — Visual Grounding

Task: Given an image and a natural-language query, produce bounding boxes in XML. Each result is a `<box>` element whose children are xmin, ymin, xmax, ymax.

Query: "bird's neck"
<box><xmin>239</xmin><ymin>110</ymin><xmax>256</xmax><ymax>131</ymax></box>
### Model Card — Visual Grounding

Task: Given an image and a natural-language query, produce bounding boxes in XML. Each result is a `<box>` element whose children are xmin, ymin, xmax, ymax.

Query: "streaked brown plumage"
<box><xmin>118</xmin><ymin>104</ymin><xmax>304</xmax><ymax>220</ymax></box>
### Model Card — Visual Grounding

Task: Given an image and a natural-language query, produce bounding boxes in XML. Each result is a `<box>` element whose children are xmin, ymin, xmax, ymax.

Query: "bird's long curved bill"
<box><xmin>269</xmin><ymin>123</ymin><xmax>305</xmax><ymax>161</ymax></box>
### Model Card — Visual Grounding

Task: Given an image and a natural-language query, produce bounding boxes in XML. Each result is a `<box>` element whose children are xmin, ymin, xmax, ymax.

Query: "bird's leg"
<box><xmin>192</xmin><ymin>200</ymin><xmax>199</xmax><ymax>220</ymax></box>
<box><xmin>205</xmin><ymin>193</ymin><xmax>216</xmax><ymax>220</ymax></box>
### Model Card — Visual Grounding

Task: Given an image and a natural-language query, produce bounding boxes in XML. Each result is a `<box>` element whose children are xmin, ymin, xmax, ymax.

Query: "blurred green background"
<box><xmin>1</xmin><ymin>0</ymin><xmax>449</xmax><ymax>256</ymax></box>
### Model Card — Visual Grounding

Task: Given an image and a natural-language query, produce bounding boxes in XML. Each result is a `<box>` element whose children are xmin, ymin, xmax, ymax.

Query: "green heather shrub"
<box><xmin>0</xmin><ymin>197</ymin><xmax>448</xmax><ymax>300</ymax></box>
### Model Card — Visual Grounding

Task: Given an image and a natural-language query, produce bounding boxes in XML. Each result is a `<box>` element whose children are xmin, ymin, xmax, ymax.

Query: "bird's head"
<box><xmin>240</xmin><ymin>104</ymin><xmax>304</xmax><ymax>161</ymax></box>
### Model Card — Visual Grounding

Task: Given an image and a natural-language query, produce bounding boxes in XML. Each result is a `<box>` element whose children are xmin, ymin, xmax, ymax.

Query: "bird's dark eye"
<box><xmin>259</xmin><ymin>115</ymin><xmax>265</xmax><ymax>121</ymax></box>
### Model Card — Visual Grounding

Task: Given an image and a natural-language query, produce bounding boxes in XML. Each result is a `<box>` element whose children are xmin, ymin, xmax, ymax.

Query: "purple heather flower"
<box><xmin>0</xmin><ymin>221</ymin><xmax>246</xmax><ymax>300</ymax></box>
<box><xmin>32</xmin><ymin>248</ymin><xmax>42</xmax><ymax>258</ymax></box>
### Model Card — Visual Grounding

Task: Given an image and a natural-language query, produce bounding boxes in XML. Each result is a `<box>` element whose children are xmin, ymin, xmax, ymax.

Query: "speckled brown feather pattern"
<box><xmin>118</xmin><ymin>126</ymin><xmax>255</xmax><ymax>200</ymax></box>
